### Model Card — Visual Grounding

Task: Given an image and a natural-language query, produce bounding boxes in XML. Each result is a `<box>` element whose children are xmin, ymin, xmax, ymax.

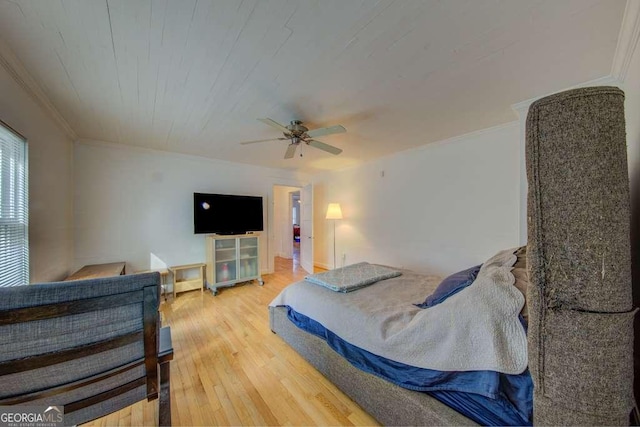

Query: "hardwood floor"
<box><xmin>83</xmin><ymin>257</ymin><xmax>379</xmax><ymax>426</ymax></box>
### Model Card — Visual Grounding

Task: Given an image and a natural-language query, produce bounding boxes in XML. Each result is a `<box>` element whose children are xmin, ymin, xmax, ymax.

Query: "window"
<box><xmin>0</xmin><ymin>121</ymin><xmax>28</xmax><ymax>287</ymax></box>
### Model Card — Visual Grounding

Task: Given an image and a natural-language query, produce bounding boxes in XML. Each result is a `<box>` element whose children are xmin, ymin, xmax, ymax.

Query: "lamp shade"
<box><xmin>326</xmin><ymin>203</ymin><xmax>343</xmax><ymax>220</ymax></box>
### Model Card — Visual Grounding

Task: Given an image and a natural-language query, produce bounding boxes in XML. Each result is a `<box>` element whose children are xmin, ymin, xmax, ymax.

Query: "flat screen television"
<box><xmin>194</xmin><ymin>193</ymin><xmax>264</xmax><ymax>235</ymax></box>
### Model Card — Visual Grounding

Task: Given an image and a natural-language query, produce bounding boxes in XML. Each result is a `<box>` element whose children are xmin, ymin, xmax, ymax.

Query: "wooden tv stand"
<box><xmin>205</xmin><ymin>234</ymin><xmax>263</xmax><ymax>295</ymax></box>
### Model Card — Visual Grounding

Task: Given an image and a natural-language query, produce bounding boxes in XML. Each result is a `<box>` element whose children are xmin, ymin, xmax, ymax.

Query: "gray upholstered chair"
<box><xmin>0</xmin><ymin>272</ymin><xmax>173</xmax><ymax>426</ymax></box>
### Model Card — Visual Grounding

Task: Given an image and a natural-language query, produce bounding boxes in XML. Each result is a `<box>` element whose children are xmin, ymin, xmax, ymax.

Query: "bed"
<box><xmin>269</xmin><ymin>87</ymin><xmax>636</xmax><ymax>426</ymax></box>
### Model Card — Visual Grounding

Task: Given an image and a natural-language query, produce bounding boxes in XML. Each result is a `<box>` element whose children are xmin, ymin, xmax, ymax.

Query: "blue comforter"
<box><xmin>286</xmin><ymin>307</ymin><xmax>532</xmax><ymax>426</ymax></box>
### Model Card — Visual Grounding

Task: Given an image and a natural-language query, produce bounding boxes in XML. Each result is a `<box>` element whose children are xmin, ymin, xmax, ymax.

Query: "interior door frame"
<box><xmin>299</xmin><ymin>183</ymin><xmax>314</xmax><ymax>274</ymax></box>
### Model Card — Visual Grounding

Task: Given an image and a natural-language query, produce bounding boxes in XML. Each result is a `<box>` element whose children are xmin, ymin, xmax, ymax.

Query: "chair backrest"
<box><xmin>526</xmin><ymin>86</ymin><xmax>635</xmax><ymax>424</ymax></box>
<box><xmin>0</xmin><ymin>272</ymin><xmax>161</xmax><ymax>425</ymax></box>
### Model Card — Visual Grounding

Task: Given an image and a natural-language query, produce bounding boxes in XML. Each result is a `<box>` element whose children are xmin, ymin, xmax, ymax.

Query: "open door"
<box><xmin>300</xmin><ymin>183</ymin><xmax>314</xmax><ymax>274</ymax></box>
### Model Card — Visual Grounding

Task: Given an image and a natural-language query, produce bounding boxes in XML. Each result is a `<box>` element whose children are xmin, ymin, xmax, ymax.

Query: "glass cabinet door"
<box><xmin>238</xmin><ymin>237</ymin><xmax>258</xmax><ymax>279</ymax></box>
<box><xmin>214</xmin><ymin>238</ymin><xmax>237</xmax><ymax>283</ymax></box>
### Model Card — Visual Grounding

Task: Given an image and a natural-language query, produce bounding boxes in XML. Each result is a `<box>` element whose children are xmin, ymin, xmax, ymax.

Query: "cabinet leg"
<box><xmin>258</xmin><ymin>278</ymin><xmax>264</xmax><ymax>286</ymax></box>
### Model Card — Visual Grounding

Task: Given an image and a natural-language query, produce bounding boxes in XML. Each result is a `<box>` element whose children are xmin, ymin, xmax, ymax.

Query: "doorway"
<box><xmin>272</xmin><ymin>184</ymin><xmax>312</xmax><ymax>274</ymax></box>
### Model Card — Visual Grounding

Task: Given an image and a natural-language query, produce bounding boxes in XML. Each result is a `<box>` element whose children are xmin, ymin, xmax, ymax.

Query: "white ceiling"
<box><xmin>0</xmin><ymin>0</ymin><xmax>627</xmax><ymax>172</ymax></box>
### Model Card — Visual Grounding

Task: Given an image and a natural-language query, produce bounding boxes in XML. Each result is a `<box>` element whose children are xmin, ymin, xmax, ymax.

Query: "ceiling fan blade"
<box><xmin>284</xmin><ymin>144</ymin><xmax>297</xmax><ymax>159</ymax></box>
<box><xmin>306</xmin><ymin>125</ymin><xmax>346</xmax><ymax>138</ymax></box>
<box><xmin>258</xmin><ymin>118</ymin><xmax>290</xmax><ymax>133</ymax></box>
<box><xmin>307</xmin><ymin>139</ymin><xmax>343</xmax><ymax>155</ymax></box>
<box><xmin>239</xmin><ymin>137</ymin><xmax>286</xmax><ymax>145</ymax></box>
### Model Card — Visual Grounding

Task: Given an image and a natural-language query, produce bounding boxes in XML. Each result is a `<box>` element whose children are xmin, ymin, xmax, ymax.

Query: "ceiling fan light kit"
<box><xmin>239</xmin><ymin>118</ymin><xmax>346</xmax><ymax>159</ymax></box>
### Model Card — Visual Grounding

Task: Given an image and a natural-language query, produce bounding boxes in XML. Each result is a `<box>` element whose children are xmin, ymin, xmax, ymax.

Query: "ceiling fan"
<box><xmin>240</xmin><ymin>118</ymin><xmax>346</xmax><ymax>159</ymax></box>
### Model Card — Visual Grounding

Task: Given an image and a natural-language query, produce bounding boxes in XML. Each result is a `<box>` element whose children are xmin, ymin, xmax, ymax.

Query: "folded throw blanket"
<box><xmin>305</xmin><ymin>262</ymin><xmax>402</xmax><ymax>292</ymax></box>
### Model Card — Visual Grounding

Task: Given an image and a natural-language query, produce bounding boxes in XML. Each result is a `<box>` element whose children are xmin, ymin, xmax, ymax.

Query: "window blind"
<box><xmin>0</xmin><ymin>121</ymin><xmax>28</xmax><ymax>287</ymax></box>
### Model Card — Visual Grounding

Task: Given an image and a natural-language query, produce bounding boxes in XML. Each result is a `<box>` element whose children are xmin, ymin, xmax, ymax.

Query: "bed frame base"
<box><xmin>269</xmin><ymin>306</ymin><xmax>478</xmax><ymax>426</ymax></box>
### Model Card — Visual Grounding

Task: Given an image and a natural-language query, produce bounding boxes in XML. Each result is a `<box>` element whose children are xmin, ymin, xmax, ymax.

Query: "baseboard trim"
<box><xmin>314</xmin><ymin>262</ymin><xmax>331</xmax><ymax>270</ymax></box>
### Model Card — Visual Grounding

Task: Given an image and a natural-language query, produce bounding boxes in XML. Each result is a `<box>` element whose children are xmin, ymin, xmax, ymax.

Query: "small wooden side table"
<box><xmin>170</xmin><ymin>263</ymin><xmax>205</xmax><ymax>298</ymax></box>
<box><xmin>136</xmin><ymin>269</ymin><xmax>170</xmax><ymax>301</ymax></box>
<box><xmin>65</xmin><ymin>262</ymin><xmax>126</xmax><ymax>281</ymax></box>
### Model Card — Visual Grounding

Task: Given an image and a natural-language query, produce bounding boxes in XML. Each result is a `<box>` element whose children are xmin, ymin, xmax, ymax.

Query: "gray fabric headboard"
<box><xmin>526</xmin><ymin>86</ymin><xmax>636</xmax><ymax>424</ymax></box>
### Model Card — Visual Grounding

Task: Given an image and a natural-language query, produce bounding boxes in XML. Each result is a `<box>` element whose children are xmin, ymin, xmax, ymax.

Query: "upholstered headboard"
<box><xmin>525</xmin><ymin>86</ymin><xmax>636</xmax><ymax>424</ymax></box>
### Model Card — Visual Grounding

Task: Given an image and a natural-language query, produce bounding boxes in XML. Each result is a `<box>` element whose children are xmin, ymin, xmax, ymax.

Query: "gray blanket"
<box><xmin>304</xmin><ymin>262</ymin><xmax>402</xmax><ymax>292</ymax></box>
<box><xmin>270</xmin><ymin>249</ymin><xmax>527</xmax><ymax>374</ymax></box>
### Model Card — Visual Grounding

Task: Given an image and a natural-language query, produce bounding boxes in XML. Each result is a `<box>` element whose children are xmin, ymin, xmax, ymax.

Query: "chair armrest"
<box><xmin>159</xmin><ymin>326</ymin><xmax>174</xmax><ymax>362</ymax></box>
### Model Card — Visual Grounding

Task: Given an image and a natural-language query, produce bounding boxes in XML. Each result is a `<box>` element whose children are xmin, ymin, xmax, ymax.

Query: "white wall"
<box><xmin>0</xmin><ymin>64</ymin><xmax>74</xmax><ymax>282</ymax></box>
<box><xmin>619</xmin><ymin>14</ymin><xmax>640</xmax><ymax>405</ymax></box>
<box><xmin>273</xmin><ymin>185</ymin><xmax>300</xmax><ymax>259</ymax></box>
<box><xmin>74</xmin><ymin>140</ymin><xmax>308</xmax><ymax>277</ymax></box>
<box><xmin>312</xmin><ymin>123</ymin><xmax>520</xmax><ymax>275</ymax></box>
<box><xmin>623</xmin><ymin>32</ymin><xmax>640</xmax><ymax>203</ymax></box>
<box><xmin>623</xmin><ymin>29</ymin><xmax>640</xmax><ymax>275</ymax></box>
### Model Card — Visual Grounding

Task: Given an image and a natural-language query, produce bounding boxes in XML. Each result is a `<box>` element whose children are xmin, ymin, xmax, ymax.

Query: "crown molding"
<box><xmin>0</xmin><ymin>39</ymin><xmax>77</xmax><ymax>140</ymax></box>
<box><xmin>611</xmin><ymin>0</ymin><xmax>640</xmax><ymax>82</ymax></box>
<box><xmin>510</xmin><ymin>75</ymin><xmax>621</xmax><ymax>116</ymax></box>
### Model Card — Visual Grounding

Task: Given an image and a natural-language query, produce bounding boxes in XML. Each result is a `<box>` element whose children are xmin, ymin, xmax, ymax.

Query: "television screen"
<box><xmin>194</xmin><ymin>193</ymin><xmax>264</xmax><ymax>235</ymax></box>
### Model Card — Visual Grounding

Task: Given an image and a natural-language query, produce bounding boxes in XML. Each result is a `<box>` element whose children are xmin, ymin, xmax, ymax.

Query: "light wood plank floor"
<box><xmin>83</xmin><ymin>257</ymin><xmax>379</xmax><ymax>426</ymax></box>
